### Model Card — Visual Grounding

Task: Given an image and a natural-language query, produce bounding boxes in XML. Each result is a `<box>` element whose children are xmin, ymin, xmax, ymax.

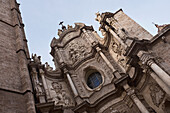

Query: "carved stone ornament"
<box><xmin>112</xmin><ymin>41</ymin><xmax>127</xmax><ymax>68</ymax></box>
<box><xmin>32</xmin><ymin>53</ymin><xmax>41</xmax><ymax>63</ymax></box>
<box><xmin>51</xmin><ymin>82</ymin><xmax>71</xmax><ymax>106</ymax></box>
<box><xmin>109</xmin><ymin>106</ymin><xmax>127</xmax><ymax>113</ymax></box>
<box><xmin>112</xmin><ymin>42</ymin><xmax>122</xmax><ymax>55</ymax></box>
<box><xmin>110</xmin><ymin>107</ymin><xmax>120</xmax><ymax>113</ymax></box>
<box><xmin>58</xmin><ymin>29</ymin><xmax>63</xmax><ymax>36</ymax></box>
<box><xmin>45</xmin><ymin>62</ymin><xmax>53</xmax><ymax>71</ymax></box>
<box><xmin>69</xmin><ymin>42</ymin><xmax>90</xmax><ymax>63</ymax></box>
<box><xmin>35</xmin><ymin>81</ymin><xmax>43</xmax><ymax>96</ymax></box>
<box><xmin>149</xmin><ymin>83</ymin><xmax>165</xmax><ymax>107</ymax></box>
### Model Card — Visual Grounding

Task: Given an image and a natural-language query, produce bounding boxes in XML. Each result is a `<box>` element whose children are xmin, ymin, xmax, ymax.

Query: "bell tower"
<box><xmin>0</xmin><ymin>0</ymin><xmax>35</xmax><ymax>112</ymax></box>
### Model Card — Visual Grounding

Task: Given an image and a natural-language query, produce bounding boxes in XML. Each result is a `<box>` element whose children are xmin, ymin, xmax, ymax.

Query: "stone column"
<box><xmin>66</xmin><ymin>73</ymin><xmax>78</xmax><ymax>97</ymax></box>
<box><xmin>130</xmin><ymin>94</ymin><xmax>149</xmax><ymax>113</ymax></box>
<box><xmin>148</xmin><ymin>60</ymin><xmax>170</xmax><ymax>87</ymax></box>
<box><xmin>39</xmin><ymin>69</ymin><xmax>51</xmax><ymax>99</ymax></box>
<box><xmin>123</xmin><ymin>84</ymin><xmax>149</xmax><ymax>113</ymax></box>
<box><xmin>138</xmin><ymin>51</ymin><xmax>170</xmax><ymax>88</ymax></box>
<box><xmin>150</xmin><ymin>71</ymin><xmax>170</xmax><ymax>95</ymax></box>
<box><xmin>54</xmin><ymin>47</ymin><xmax>64</xmax><ymax>64</ymax></box>
<box><xmin>96</xmin><ymin>47</ymin><xmax>121</xmax><ymax>79</ymax></box>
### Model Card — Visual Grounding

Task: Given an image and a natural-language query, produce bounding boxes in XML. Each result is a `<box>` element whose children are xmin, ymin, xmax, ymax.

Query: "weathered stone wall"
<box><xmin>151</xmin><ymin>30</ymin><xmax>170</xmax><ymax>75</ymax></box>
<box><xmin>0</xmin><ymin>19</ymin><xmax>22</xmax><ymax>91</ymax></box>
<box><xmin>113</xmin><ymin>10</ymin><xmax>153</xmax><ymax>40</ymax></box>
<box><xmin>0</xmin><ymin>90</ymin><xmax>27</xmax><ymax>113</ymax></box>
<box><xmin>0</xmin><ymin>0</ymin><xmax>13</xmax><ymax>24</ymax></box>
<box><xmin>0</xmin><ymin>0</ymin><xmax>35</xmax><ymax>112</ymax></box>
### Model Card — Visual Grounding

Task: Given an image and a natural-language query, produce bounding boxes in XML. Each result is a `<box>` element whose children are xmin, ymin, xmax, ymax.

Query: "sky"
<box><xmin>17</xmin><ymin>0</ymin><xmax>170</xmax><ymax>67</ymax></box>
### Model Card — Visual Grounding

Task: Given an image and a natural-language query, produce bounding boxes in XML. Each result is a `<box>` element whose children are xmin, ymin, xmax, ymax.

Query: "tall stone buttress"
<box><xmin>0</xmin><ymin>0</ymin><xmax>35</xmax><ymax>112</ymax></box>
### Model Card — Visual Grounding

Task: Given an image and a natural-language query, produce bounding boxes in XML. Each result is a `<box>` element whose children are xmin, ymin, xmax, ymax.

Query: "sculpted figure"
<box><xmin>51</xmin><ymin>82</ymin><xmax>70</xmax><ymax>106</ymax></box>
<box><xmin>45</xmin><ymin>62</ymin><xmax>53</xmax><ymax>71</ymax></box>
<box><xmin>35</xmin><ymin>81</ymin><xmax>43</xmax><ymax>96</ymax></box>
<box><xmin>100</xmin><ymin>28</ymin><xmax>107</xmax><ymax>39</ymax></box>
<box><xmin>32</xmin><ymin>53</ymin><xmax>41</xmax><ymax>63</ymax></box>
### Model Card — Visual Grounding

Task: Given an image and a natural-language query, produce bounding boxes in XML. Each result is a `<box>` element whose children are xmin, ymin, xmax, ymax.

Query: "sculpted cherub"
<box><xmin>51</xmin><ymin>82</ymin><xmax>70</xmax><ymax>106</ymax></box>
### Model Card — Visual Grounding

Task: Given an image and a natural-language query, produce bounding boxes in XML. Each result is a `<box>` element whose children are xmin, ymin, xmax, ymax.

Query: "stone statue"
<box><xmin>51</xmin><ymin>82</ymin><xmax>70</xmax><ymax>106</ymax></box>
<box><xmin>52</xmin><ymin>59</ymin><xmax>59</xmax><ymax>70</ymax></box>
<box><xmin>35</xmin><ymin>81</ymin><xmax>43</xmax><ymax>96</ymax></box>
<box><xmin>62</xmin><ymin>90</ymin><xmax>70</xmax><ymax>105</ymax></box>
<box><xmin>100</xmin><ymin>28</ymin><xmax>107</xmax><ymax>39</ymax></box>
<box><xmin>59</xmin><ymin>21</ymin><xmax>66</xmax><ymax>31</ymax></box>
<box><xmin>45</xmin><ymin>62</ymin><xmax>53</xmax><ymax>71</ymax></box>
<box><xmin>32</xmin><ymin>53</ymin><xmax>41</xmax><ymax>63</ymax></box>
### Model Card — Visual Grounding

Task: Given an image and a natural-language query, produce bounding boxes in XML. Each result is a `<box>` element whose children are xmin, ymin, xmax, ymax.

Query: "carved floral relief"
<box><xmin>111</xmin><ymin>41</ymin><xmax>128</xmax><ymax>69</ymax></box>
<box><xmin>68</xmin><ymin>41</ymin><xmax>90</xmax><ymax>63</ymax></box>
<box><xmin>149</xmin><ymin>83</ymin><xmax>165</xmax><ymax>107</ymax></box>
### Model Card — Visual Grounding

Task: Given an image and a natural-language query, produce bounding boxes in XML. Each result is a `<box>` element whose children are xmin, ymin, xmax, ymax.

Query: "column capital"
<box><xmin>96</xmin><ymin>46</ymin><xmax>101</xmax><ymax>52</ymax></box>
<box><xmin>123</xmin><ymin>84</ymin><xmax>135</xmax><ymax>95</ymax></box>
<box><xmin>137</xmin><ymin>51</ymin><xmax>154</xmax><ymax>65</ymax></box>
<box><xmin>63</xmin><ymin>67</ymin><xmax>69</xmax><ymax>74</ymax></box>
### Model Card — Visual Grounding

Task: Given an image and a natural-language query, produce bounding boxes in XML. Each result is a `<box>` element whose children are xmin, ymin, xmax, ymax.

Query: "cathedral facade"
<box><xmin>0</xmin><ymin>0</ymin><xmax>170</xmax><ymax>113</ymax></box>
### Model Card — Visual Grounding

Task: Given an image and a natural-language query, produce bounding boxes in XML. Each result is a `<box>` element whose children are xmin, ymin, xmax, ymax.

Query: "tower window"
<box><xmin>87</xmin><ymin>72</ymin><xmax>102</xmax><ymax>89</ymax></box>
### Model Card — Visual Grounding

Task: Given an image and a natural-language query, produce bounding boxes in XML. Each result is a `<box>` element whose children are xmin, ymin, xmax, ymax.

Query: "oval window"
<box><xmin>87</xmin><ymin>72</ymin><xmax>102</xmax><ymax>89</ymax></box>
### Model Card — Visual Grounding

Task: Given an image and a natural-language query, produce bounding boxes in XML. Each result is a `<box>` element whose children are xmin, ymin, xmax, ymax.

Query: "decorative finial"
<box><xmin>59</xmin><ymin>21</ymin><xmax>66</xmax><ymax>31</ymax></box>
<box><xmin>67</xmin><ymin>25</ymin><xmax>73</xmax><ymax>29</ymax></box>
<box><xmin>95</xmin><ymin>11</ymin><xmax>100</xmax><ymax>16</ymax></box>
<box><xmin>152</xmin><ymin>22</ymin><xmax>169</xmax><ymax>33</ymax></box>
<box><xmin>95</xmin><ymin>12</ymin><xmax>101</xmax><ymax>22</ymax></box>
<box><xmin>32</xmin><ymin>53</ymin><xmax>41</xmax><ymax>63</ymax></box>
<box><xmin>152</xmin><ymin>22</ymin><xmax>158</xmax><ymax>27</ymax></box>
<box><xmin>58</xmin><ymin>29</ymin><xmax>62</xmax><ymax>36</ymax></box>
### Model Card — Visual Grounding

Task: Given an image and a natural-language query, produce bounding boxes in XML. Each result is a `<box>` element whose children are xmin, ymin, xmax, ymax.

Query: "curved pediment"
<box><xmin>50</xmin><ymin>23</ymin><xmax>97</xmax><ymax>69</ymax></box>
<box><xmin>51</xmin><ymin>23</ymin><xmax>88</xmax><ymax>48</ymax></box>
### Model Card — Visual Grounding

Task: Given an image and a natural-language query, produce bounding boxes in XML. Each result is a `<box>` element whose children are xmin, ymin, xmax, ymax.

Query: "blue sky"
<box><xmin>17</xmin><ymin>0</ymin><xmax>170</xmax><ymax>67</ymax></box>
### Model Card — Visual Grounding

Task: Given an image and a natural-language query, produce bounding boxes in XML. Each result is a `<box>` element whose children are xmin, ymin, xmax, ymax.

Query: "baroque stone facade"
<box><xmin>0</xmin><ymin>0</ymin><xmax>170</xmax><ymax>113</ymax></box>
